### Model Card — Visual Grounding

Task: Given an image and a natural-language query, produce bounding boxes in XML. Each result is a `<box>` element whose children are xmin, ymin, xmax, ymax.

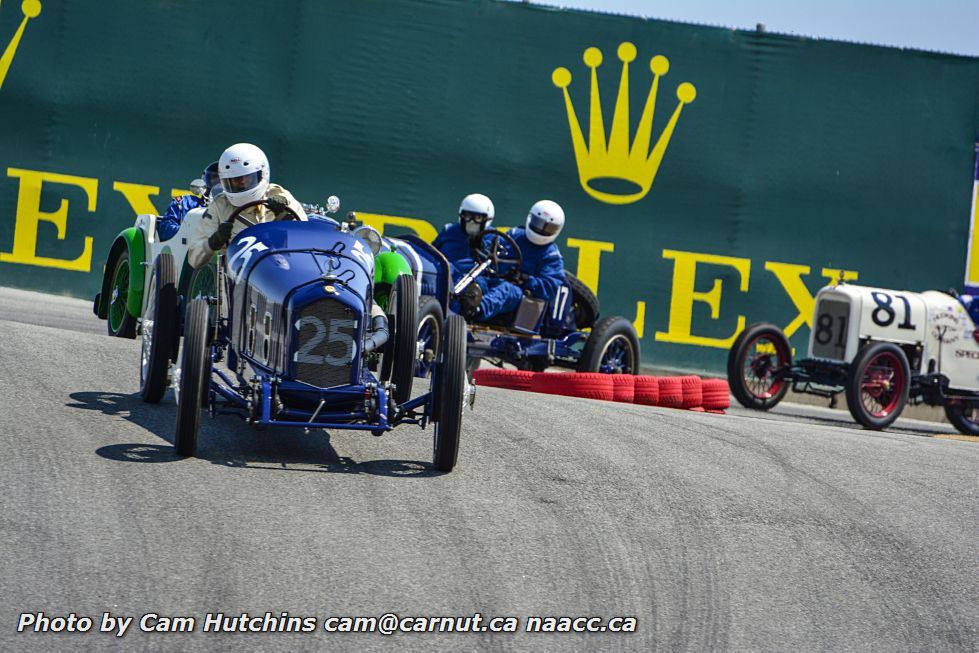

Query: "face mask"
<box><xmin>464</xmin><ymin>220</ymin><xmax>483</xmax><ymax>237</ymax></box>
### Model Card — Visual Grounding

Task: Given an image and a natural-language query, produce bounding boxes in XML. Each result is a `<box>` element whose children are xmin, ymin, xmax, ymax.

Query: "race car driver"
<box><xmin>186</xmin><ymin>143</ymin><xmax>307</xmax><ymax>270</ymax></box>
<box><xmin>433</xmin><ymin>193</ymin><xmax>495</xmax><ymax>273</ymax></box>
<box><xmin>157</xmin><ymin>161</ymin><xmax>220</xmax><ymax>241</ymax></box>
<box><xmin>464</xmin><ymin>200</ymin><xmax>567</xmax><ymax>321</ymax></box>
<box><xmin>433</xmin><ymin>193</ymin><xmax>495</xmax><ymax>314</ymax></box>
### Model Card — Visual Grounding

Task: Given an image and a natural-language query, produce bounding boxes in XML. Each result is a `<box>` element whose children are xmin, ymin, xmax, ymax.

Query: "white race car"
<box><xmin>728</xmin><ymin>281</ymin><xmax>979</xmax><ymax>433</ymax></box>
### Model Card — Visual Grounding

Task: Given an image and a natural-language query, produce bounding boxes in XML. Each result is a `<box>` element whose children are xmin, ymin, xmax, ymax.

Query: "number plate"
<box><xmin>294</xmin><ymin>299</ymin><xmax>357</xmax><ymax>388</ymax></box>
<box><xmin>811</xmin><ymin>299</ymin><xmax>849</xmax><ymax>360</ymax></box>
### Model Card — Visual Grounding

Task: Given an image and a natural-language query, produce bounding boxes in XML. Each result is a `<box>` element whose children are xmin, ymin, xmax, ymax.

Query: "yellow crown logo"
<box><xmin>0</xmin><ymin>0</ymin><xmax>41</xmax><ymax>91</ymax></box>
<box><xmin>552</xmin><ymin>42</ymin><xmax>696</xmax><ymax>205</ymax></box>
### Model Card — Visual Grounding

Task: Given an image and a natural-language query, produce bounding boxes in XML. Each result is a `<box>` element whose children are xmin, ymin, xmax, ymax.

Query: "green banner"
<box><xmin>0</xmin><ymin>0</ymin><xmax>977</xmax><ymax>372</ymax></box>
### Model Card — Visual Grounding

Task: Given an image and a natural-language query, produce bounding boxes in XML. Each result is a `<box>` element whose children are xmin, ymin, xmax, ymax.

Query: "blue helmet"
<box><xmin>202</xmin><ymin>161</ymin><xmax>219</xmax><ymax>193</ymax></box>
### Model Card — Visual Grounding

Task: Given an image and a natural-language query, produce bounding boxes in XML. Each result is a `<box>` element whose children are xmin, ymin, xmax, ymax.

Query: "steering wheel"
<box><xmin>226</xmin><ymin>198</ymin><xmax>303</xmax><ymax>228</ymax></box>
<box><xmin>472</xmin><ymin>229</ymin><xmax>523</xmax><ymax>279</ymax></box>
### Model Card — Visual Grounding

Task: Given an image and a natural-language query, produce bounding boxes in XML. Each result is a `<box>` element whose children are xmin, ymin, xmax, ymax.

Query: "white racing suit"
<box><xmin>186</xmin><ymin>183</ymin><xmax>307</xmax><ymax>270</ymax></box>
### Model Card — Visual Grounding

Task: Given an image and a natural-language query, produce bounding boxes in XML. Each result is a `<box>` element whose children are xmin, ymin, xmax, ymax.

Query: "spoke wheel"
<box><xmin>415</xmin><ymin>295</ymin><xmax>443</xmax><ymax>379</ymax></box>
<box><xmin>576</xmin><ymin>316</ymin><xmax>641</xmax><ymax>374</ymax></box>
<box><xmin>597</xmin><ymin>334</ymin><xmax>636</xmax><ymax>374</ymax></box>
<box><xmin>944</xmin><ymin>400</ymin><xmax>979</xmax><ymax>435</ymax></box>
<box><xmin>728</xmin><ymin>323</ymin><xmax>792</xmax><ymax>410</ymax></box>
<box><xmin>845</xmin><ymin>342</ymin><xmax>910</xmax><ymax>430</ymax></box>
<box><xmin>107</xmin><ymin>251</ymin><xmax>137</xmax><ymax>338</ymax></box>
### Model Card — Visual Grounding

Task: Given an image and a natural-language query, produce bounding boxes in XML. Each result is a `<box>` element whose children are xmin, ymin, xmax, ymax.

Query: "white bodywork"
<box><xmin>134</xmin><ymin>208</ymin><xmax>203</xmax><ymax>315</ymax></box>
<box><xmin>809</xmin><ymin>283</ymin><xmax>979</xmax><ymax>392</ymax></box>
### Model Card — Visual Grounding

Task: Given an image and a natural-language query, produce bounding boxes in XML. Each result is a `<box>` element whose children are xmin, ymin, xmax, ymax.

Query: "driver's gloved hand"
<box><xmin>207</xmin><ymin>221</ymin><xmax>234</xmax><ymax>251</ymax></box>
<box><xmin>266</xmin><ymin>196</ymin><xmax>290</xmax><ymax>217</ymax></box>
<box><xmin>456</xmin><ymin>282</ymin><xmax>483</xmax><ymax>315</ymax></box>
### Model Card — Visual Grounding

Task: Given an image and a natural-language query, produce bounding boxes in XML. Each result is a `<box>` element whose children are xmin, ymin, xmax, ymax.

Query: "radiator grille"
<box><xmin>294</xmin><ymin>299</ymin><xmax>357</xmax><ymax>388</ymax></box>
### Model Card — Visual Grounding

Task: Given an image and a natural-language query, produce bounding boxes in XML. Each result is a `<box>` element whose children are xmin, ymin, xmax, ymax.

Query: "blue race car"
<box><xmin>140</xmin><ymin>199</ymin><xmax>469</xmax><ymax>472</ymax></box>
<box><xmin>400</xmin><ymin>228</ymin><xmax>641</xmax><ymax>375</ymax></box>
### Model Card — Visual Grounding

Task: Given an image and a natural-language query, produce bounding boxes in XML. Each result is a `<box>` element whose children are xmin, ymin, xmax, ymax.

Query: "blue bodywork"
<box><xmin>407</xmin><ymin>234</ymin><xmax>612</xmax><ymax>372</ymax></box>
<box><xmin>203</xmin><ymin>220</ymin><xmax>450</xmax><ymax>433</ymax></box>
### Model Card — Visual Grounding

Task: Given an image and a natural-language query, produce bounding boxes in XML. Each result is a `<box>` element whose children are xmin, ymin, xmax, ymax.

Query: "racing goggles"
<box><xmin>460</xmin><ymin>210</ymin><xmax>490</xmax><ymax>224</ymax></box>
<box><xmin>222</xmin><ymin>170</ymin><xmax>264</xmax><ymax>194</ymax></box>
<box><xmin>528</xmin><ymin>214</ymin><xmax>561</xmax><ymax>237</ymax></box>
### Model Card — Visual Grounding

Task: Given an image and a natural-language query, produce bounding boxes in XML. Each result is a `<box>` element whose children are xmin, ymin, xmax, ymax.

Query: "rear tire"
<box><xmin>107</xmin><ymin>250</ymin><xmax>137</xmax><ymax>339</ymax></box>
<box><xmin>728</xmin><ymin>322</ymin><xmax>791</xmax><ymax>410</ymax></box>
<box><xmin>175</xmin><ymin>298</ymin><xmax>211</xmax><ymax>457</ymax></box>
<box><xmin>576</xmin><ymin>316</ymin><xmax>640</xmax><ymax>374</ymax></box>
<box><xmin>566</xmin><ymin>271</ymin><xmax>600</xmax><ymax>329</ymax></box>
<box><xmin>845</xmin><ymin>342</ymin><xmax>909</xmax><ymax>430</ymax></box>
<box><xmin>139</xmin><ymin>254</ymin><xmax>178</xmax><ymax>403</ymax></box>
<box><xmin>433</xmin><ymin>314</ymin><xmax>466</xmax><ymax>472</ymax></box>
<box><xmin>943</xmin><ymin>400</ymin><xmax>979</xmax><ymax>435</ymax></box>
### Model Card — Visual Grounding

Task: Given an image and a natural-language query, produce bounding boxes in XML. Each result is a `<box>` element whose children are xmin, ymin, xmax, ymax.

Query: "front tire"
<box><xmin>845</xmin><ymin>342</ymin><xmax>910</xmax><ymax>430</ymax></box>
<box><xmin>140</xmin><ymin>254</ymin><xmax>178</xmax><ymax>403</ymax></box>
<box><xmin>381</xmin><ymin>274</ymin><xmax>419</xmax><ymax>405</ymax></box>
<box><xmin>728</xmin><ymin>322</ymin><xmax>792</xmax><ymax>410</ymax></box>
<box><xmin>576</xmin><ymin>316</ymin><xmax>640</xmax><ymax>374</ymax></box>
<box><xmin>107</xmin><ymin>250</ymin><xmax>137</xmax><ymax>338</ymax></box>
<box><xmin>433</xmin><ymin>314</ymin><xmax>466</xmax><ymax>472</ymax></box>
<box><xmin>415</xmin><ymin>295</ymin><xmax>443</xmax><ymax>379</ymax></box>
<box><xmin>175</xmin><ymin>298</ymin><xmax>211</xmax><ymax>457</ymax></box>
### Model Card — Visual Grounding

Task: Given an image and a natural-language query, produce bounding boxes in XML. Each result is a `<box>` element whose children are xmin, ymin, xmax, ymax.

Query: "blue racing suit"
<box><xmin>157</xmin><ymin>194</ymin><xmax>205</xmax><ymax>241</ymax></box>
<box><xmin>477</xmin><ymin>227</ymin><xmax>565</xmax><ymax>319</ymax></box>
<box><xmin>433</xmin><ymin>224</ymin><xmax>566</xmax><ymax>320</ymax></box>
<box><xmin>959</xmin><ymin>294</ymin><xmax>979</xmax><ymax>325</ymax></box>
<box><xmin>432</xmin><ymin>223</ymin><xmax>478</xmax><ymax>279</ymax></box>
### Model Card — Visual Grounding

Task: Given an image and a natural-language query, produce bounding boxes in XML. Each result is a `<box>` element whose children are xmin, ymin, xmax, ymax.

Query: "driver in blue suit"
<box><xmin>433</xmin><ymin>193</ymin><xmax>494</xmax><ymax>279</ymax></box>
<box><xmin>957</xmin><ymin>292</ymin><xmax>979</xmax><ymax>324</ymax></box>
<box><xmin>434</xmin><ymin>196</ymin><xmax>566</xmax><ymax>321</ymax></box>
<box><xmin>157</xmin><ymin>161</ymin><xmax>219</xmax><ymax>241</ymax></box>
<box><xmin>473</xmin><ymin>200</ymin><xmax>566</xmax><ymax>321</ymax></box>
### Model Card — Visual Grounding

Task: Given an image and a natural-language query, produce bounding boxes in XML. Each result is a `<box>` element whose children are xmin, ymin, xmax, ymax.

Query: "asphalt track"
<box><xmin>1</xmin><ymin>287</ymin><xmax>976</xmax><ymax>652</ymax></box>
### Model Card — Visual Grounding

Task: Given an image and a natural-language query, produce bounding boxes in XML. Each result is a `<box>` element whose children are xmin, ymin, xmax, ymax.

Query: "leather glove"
<box><xmin>266</xmin><ymin>196</ymin><xmax>290</xmax><ymax>217</ymax></box>
<box><xmin>509</xmin><ymin>270</ymin><xmax>531</xmax><ymax>285</ymax></box>
<box><xmin>207</xmin><ymin>221</ymin><xmax>234</xmax><ymax>251</ymax></box>
<box><xmin>455</xmin><ymin>282</ymin><xmax>483</xmax><ymax>314</ymax></box>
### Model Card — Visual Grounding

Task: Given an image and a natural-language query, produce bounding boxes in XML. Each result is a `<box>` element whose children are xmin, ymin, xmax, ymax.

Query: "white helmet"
<box><xmin>218</xmin><ymin>143</ymin><xmax>270</xmax><ymax>207</ymax></box>
<box><xmin>459</xmin><ymin>193</ymin><xmax>494</xmax><ymax>237</ymax></box>
<box><xmin>525</xmin><ymin>200</ymin><xmax>565</xmax><ymax>245</ymax></box>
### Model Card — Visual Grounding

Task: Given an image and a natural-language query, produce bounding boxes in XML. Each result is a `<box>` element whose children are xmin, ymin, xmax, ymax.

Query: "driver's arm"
<box><xmin>187</xmin><ymin>201</ymin><xmax>232</xmax><ymax>270</ymax></box>
<box><xmin>267</xmin><ymin>186</ymin><xmax>307</xmax><ymax>221</ymax></box>
<box><xmin>524</xmin><ymin>249</ymin><xmax>566</xmax><ymax>302</ymax></box>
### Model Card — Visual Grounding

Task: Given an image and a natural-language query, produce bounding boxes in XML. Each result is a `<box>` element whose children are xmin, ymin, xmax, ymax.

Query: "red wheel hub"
<box><xmin>742</xmin><ymin>335</ymin><xmax>789</xmax><ymax>400</ymax></box>
<box><xmin>859</xmin><ymin>351</ymin><xmax>905</xmax><ymax>417</ymax></box>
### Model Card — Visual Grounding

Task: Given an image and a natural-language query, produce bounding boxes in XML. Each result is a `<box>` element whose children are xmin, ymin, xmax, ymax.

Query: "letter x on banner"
<box><xmin>964</xmin><ymin>143</ymin><xmax>979</xmax><ymax>294</ymax></box>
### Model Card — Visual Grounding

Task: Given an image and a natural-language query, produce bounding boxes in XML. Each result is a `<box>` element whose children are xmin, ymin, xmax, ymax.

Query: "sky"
<box><xmin>517</xmin><ymin>0</ymin><xmax>979</xmax><ymax>57</ymax></box>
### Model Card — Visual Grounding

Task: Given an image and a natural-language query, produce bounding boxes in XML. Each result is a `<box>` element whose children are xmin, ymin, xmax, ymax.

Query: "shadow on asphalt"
<box><xmin>68</xmin><ymin>391</ymin><xmax>441</xmax><ymax>478</ymax></box>
<box><xmin>728</xmin><ymin>404</ymin><xmax>952</xmax><ymax>438</ymax></box>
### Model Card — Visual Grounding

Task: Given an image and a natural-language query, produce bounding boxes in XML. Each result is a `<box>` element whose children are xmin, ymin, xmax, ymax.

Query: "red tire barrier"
<box><xmin>658</xmin><ymin>377</ymin><xmax>684</xmax><ymax>408</ymax></box>
<box><xmin>611</xmin><ymin>374</ymin><xmax>636</xmax><ymax>403</ymax></box>
<box><xmin>680</xmin><ymin>375</ymin><xmax>703</xmax><ymax>409</ymax></box>
<box><xmin>530</xmin><ymin>372</ymin><xmax>614</xmax><ymax>401</ymax></box>
<box><xmin>633</xmin><ymin>376</ymin><xmax>660</xmax><ymax>406</ymax></box>
<box><xmin>472</xmin><ymin>368</ymin><xmax>535</xmax><ymax>391</ymax></box>
<box><xmin>701</xmin><ymin>378</ymin><xmax>731</xmax><ymax>410</ymax></box>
